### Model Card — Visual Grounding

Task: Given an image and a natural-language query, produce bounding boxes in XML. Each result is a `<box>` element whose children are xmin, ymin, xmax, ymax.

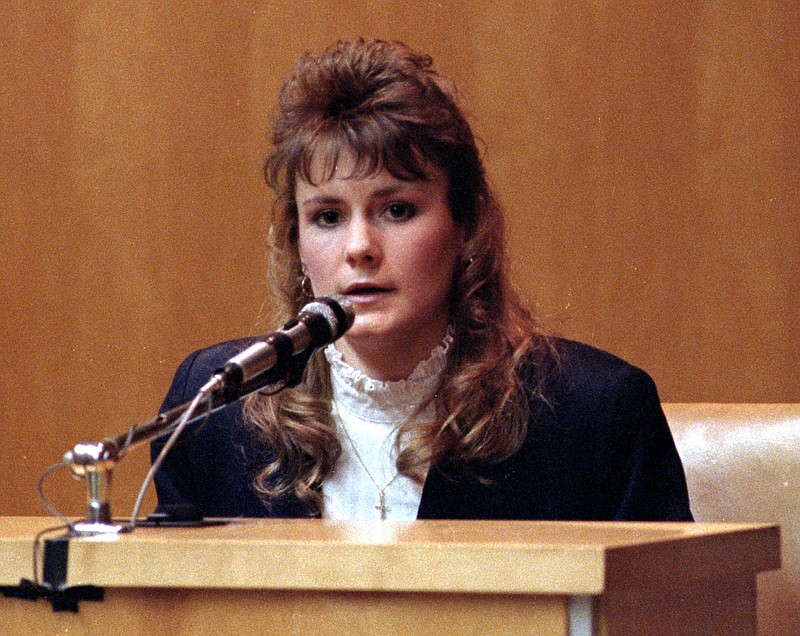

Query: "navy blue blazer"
<box><xmin>152</xmin><ymin>338</ymin><xmax>693</xmax><ymax>521</ymax></box>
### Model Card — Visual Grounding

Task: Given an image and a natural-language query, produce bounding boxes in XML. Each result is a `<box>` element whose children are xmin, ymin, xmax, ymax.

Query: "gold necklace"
<box><xmin>331</xmin><ymin>401</ymin><xmax>400</xmax><ymax>520</ymax></box>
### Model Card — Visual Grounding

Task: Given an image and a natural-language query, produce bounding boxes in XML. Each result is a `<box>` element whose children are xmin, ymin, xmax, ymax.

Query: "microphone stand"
<box><xmin>63</xmin><ymin>353</ymin><xmax>299</xmax><ymax>536</ymax></box>
<box><xmin>60</xmin><ymin>294</ymin><xmax>353</xmax><ymax>536</ymax></box>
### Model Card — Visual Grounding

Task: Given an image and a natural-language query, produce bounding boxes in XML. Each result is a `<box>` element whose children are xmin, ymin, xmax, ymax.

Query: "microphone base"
<box><xmin>72</xmin><ymin>522</ymin><xmax>124</xmax><ymax>536</ymax></box>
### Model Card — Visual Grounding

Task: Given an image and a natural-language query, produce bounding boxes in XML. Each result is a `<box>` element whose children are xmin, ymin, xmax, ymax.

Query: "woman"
<box><xmin>152</xmin><ymin>39</ymin><xmax>692</xmax><ymax>522</ymax></box>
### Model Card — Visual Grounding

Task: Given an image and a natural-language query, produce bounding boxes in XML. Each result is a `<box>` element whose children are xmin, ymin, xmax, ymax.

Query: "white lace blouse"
<box><xmin>321</xmin><ymin>333</ymin><xmax>452</xmax><ymax>520</ymax></box>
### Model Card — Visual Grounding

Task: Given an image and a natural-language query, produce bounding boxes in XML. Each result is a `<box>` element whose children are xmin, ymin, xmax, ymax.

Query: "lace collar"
<box><xmin>324</xmin><ymin>331</ymin><xmax>453</xmax><ymax>423</ymax></box>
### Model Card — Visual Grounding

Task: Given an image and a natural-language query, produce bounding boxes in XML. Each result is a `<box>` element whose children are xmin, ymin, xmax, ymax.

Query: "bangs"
<box><xmin>292</xmin><ymin>117</ymin><xmax>432</xmax><ymax>187</ymax></box>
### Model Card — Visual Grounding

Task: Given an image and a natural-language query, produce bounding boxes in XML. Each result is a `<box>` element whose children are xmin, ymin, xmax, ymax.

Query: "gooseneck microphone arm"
<box><xmin>61</xmin><ymin>295</ymin><xmax>354</xmax><ymax>535</ymax></box>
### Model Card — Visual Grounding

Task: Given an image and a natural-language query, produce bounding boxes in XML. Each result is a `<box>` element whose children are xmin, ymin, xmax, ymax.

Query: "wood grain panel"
<box><xmin>1</xmin><ymin>1</ymin><xmax>797</xmax><ymax>516</ymax></box>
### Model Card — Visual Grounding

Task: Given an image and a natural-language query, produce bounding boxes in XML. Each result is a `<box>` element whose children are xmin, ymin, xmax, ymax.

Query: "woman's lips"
<box><xmin>343</xmin><ymin>284</ymin><xmax>393</xmax><ymax>302</ymax></box>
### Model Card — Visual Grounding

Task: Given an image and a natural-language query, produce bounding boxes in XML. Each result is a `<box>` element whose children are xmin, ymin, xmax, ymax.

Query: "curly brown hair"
<box><xmin>244</xmin><ymin>39</ymin><xmax>555</xmax><ymax>515</ymax></box>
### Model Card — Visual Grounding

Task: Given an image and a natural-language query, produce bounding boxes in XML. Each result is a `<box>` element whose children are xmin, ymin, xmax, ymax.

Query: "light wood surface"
<box><xmin>0</xmin><ymin>517</ymin><xmax>777</xmax><ymax>591</ymax></box>
<box><xmin>0</xmin><ymin>587</ymin><xmax>570</xmax><ymax>636</ymax></box>
<box><xmin>0</xmin><ymin>518</ymin><xmax>780</xmax><ymax>635</ymax></box>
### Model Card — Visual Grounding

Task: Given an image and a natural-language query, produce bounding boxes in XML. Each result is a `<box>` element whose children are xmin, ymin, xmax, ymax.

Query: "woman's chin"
<box><xmin>341</xmin><ymin>321</ymin><xmax>396</xmax><ymax>344</ymax></box>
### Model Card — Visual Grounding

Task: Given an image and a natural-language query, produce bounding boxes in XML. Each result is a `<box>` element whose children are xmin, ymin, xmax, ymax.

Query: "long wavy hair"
<box><xmin>244</xmin><ymin>39</ymin><xmax>555</xmax><ymax>515</ymax></box>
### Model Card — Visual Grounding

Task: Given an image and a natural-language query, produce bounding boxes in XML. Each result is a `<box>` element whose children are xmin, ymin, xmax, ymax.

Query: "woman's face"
<box><xmin>295</xmin><ymin>151</ymin><xmax>464</xmax><ymax>379</ymax></box>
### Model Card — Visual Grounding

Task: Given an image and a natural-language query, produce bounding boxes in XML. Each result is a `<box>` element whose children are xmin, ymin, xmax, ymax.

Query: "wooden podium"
<box><xmin>0</xmin><ymin>517</ymin><xmax>779</xmax><ymax>635</ymax></box>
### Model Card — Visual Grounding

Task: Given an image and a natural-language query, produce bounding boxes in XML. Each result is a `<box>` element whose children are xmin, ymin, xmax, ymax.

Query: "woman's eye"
<box><xmin>384</xmin><ymin>202</ymin><xmax>417</xmax><ymax>221</ymax></box>
<box><xmin>311</xmin><ymin>209</ymin><xmax>342</xmax><ymax>227</ymax></box>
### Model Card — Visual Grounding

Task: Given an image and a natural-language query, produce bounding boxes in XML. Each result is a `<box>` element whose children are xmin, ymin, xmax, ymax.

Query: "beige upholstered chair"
<box><xmin>665</xmin><ymin>404</ymin><xmax>800</xmax><ymax>636</ymax></box>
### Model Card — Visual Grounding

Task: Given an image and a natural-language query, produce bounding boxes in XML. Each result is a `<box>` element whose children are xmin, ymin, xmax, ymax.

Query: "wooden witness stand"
<box><xmin>0</xmin><ymin>517</ymin><xmax>780</xmax><ymax>635</ymax></box>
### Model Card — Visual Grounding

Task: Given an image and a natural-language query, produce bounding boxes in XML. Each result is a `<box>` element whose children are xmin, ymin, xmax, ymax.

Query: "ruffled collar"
<box><xmin>324</xmin><ymin>331</ymin><xmax>453</xmax><ymax>423</ymax></box>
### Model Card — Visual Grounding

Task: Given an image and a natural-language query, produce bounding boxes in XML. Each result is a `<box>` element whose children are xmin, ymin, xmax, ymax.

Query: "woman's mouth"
<box><xmin>343</xmin><ymin>284</ymin><xmax>393</xmax><ymax>302</ymax></box>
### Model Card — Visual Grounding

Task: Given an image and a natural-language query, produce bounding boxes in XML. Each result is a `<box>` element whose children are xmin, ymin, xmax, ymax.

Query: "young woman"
<box><xmin>152</xmin><ymin>39</ymin><xmax>692</xmax><ymax>522</ymax></box>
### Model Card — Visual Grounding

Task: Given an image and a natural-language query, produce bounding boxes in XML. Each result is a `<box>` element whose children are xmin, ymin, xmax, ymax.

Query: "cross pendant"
<box><xmin>375</xmin><ymin>491</ymin><xmax>388</xmax><ymax>520</ymax></box>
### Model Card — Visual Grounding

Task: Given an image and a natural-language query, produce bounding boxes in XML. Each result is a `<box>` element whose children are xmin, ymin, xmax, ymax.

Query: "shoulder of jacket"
<box><xmin>527</xmin><ymin>337</ymin><xmax>655</xmax><ymax>408</ymax></box>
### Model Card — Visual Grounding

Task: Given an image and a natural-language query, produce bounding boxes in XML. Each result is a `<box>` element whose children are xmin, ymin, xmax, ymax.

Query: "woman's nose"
<box><xmin>344</xmin><ymin>216</ymin><xmax>381</xmax><ymax>267</ymax></box>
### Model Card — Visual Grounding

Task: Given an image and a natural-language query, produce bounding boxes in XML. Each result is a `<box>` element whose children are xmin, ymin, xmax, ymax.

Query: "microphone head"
<box><xmin>299</xmin><ymin>294</ymin><xmax>355</xmax><ymax>341</ymax></box>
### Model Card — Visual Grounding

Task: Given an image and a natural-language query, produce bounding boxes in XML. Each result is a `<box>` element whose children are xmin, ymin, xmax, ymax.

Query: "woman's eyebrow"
<box><xmin>298</xmin><ymin>182</ymin><xmax>426</xmax><ymax>209</ymax></box>
<box><xmin>297</xmin><ymin>195</ymin><xmax>342</xmax><ymax>209</ymax></box>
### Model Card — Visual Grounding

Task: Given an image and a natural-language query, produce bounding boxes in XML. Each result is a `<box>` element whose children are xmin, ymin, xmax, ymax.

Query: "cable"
<box><xmin>36</xmin><ymin>462</ymin><xmax>76</xmax><ymax>533</ymax></box>
<box><xmin>123</xmin><ymin>376</ymin><xmax>290</xmax><ymax>530</ymax></box>
<box><xmin>123</xmin><ymin>384</ymin><xmax>215</xmax><ymax>532</ymax></box>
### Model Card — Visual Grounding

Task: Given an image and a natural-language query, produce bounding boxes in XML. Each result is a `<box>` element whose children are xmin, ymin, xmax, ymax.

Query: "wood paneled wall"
<box><xmin>2</xmin><ymin>1</ymin><xmax>798</xmax><ymax>516</ymax></box>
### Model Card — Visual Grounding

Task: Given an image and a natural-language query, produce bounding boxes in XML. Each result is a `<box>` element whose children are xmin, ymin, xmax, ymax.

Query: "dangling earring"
<box><xmin>300</xmin><ymin>264</ymin><xmax>314</xmax><ymax>297</ymax></box>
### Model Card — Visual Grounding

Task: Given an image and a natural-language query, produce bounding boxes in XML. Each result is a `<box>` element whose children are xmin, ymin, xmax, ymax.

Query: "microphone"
<box><xmin>207</xmin><ymin>294</ymin><xmax>354</xmax><ymax>398</ymax></box>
